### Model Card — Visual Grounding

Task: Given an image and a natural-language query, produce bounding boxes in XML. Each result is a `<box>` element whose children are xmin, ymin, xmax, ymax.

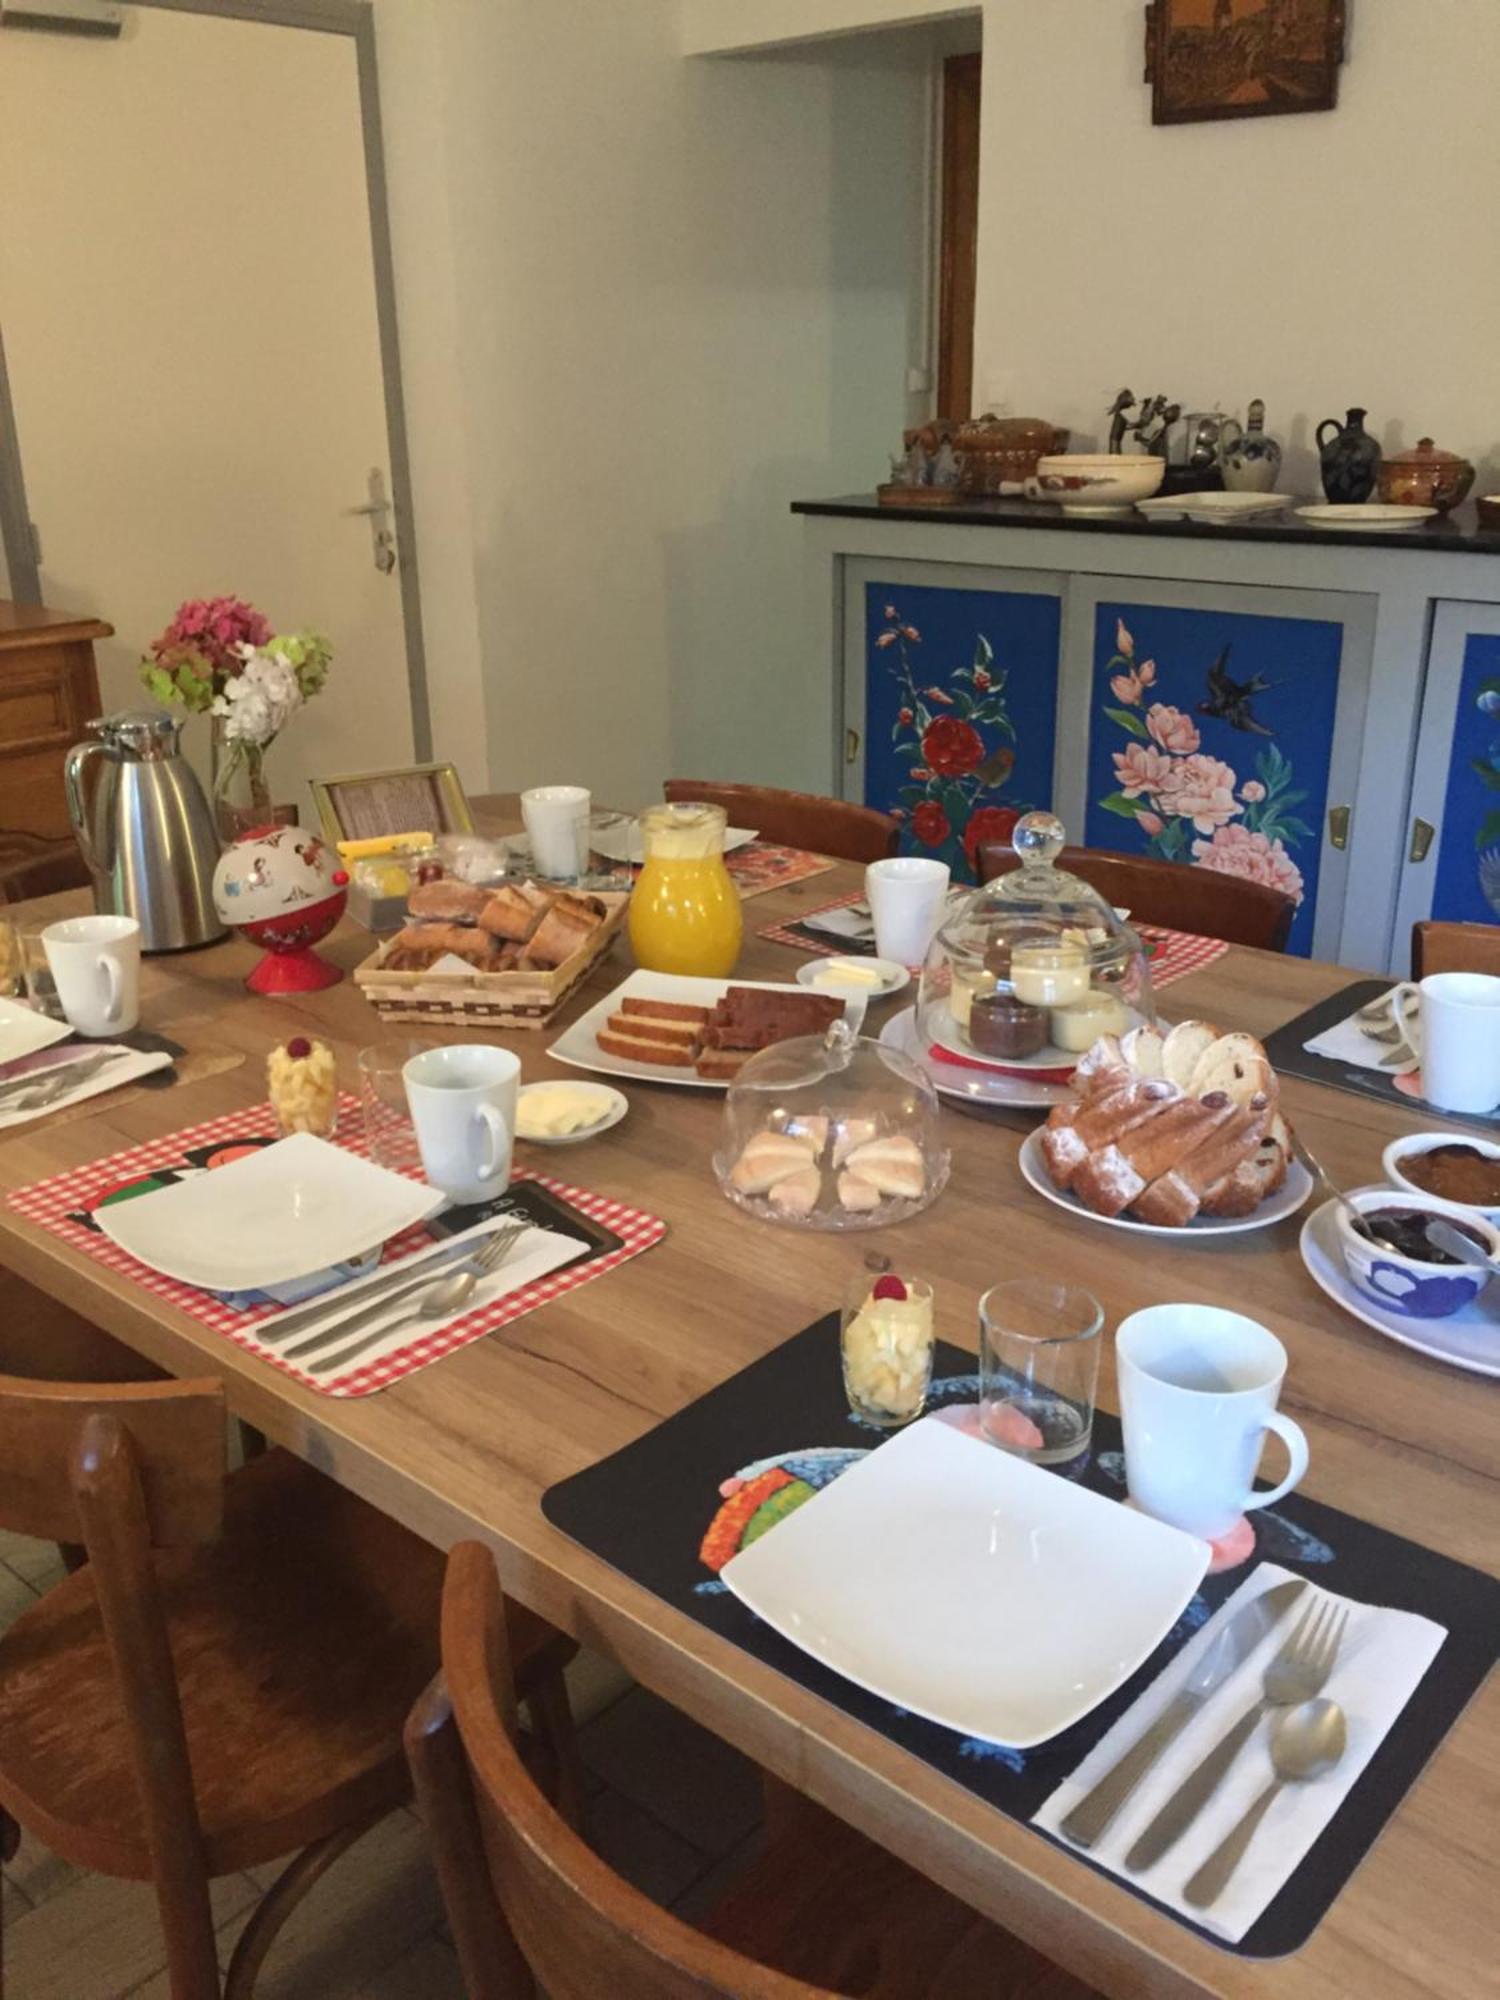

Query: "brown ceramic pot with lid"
<box><xmin>1377</xmin><ymin>437</ymin><xmax>1475</xmax><ymax>514</ymax></box>
<box><xmin>956</xmin><ymin>415</ymin><xmax>1070</xmax><ymax>496</ymax></box>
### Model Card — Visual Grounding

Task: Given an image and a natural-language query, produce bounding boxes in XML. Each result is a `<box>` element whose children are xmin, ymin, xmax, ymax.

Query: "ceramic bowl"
<box><xmin>1026</xmin><ymin>455</ymin><xmax>1164</xmax><ymax>513</ymax></box>
<box><xmin>1381</xmin><ymin>1131</ymin><xmax>1500</xmax><ymax>1222</ymax></box>
<box><xmin>1476</xmin><ymin>495</ymin><xmax>1500</xmax><ymax>532</ymax></box>
<box><xmin>1333</xmin><ymin>1186</ymin><xmax>1500</xmax><ymax>1321</ymax></box>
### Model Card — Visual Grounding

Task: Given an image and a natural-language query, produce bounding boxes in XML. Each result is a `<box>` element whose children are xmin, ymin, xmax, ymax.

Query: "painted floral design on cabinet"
<box><xmin>863</xmin><ymin>584</ymin><xmax>1060</xmax><ymax>883</ymax></box>
<box><xmin>1432</xmin><ymin>633</ymin><xmax>1500</xmax><ymax>923</ymax></box>
<box><xmin>1083</xmin><ymin>603</ymin><xmax>1342</xmax><ymax>955</ymax></box>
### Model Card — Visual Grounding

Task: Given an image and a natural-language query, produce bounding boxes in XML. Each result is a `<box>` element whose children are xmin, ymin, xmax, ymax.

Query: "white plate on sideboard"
<box><xmin>97</xmin><ymin>1133</ymin><xmax>444</xmax><ymax>1292</ymax></box>
<box><xmin>1018</xmin><ymin>1127</ymin><xmax>1314</xmax><ymax>1237</ymax></box>
<box><xmin>1295</xmin><ymin>503</ymin><xmax>1437</xmax><ymax>531</ymax></box>
<box><xmin>1299</xmin><ymin>1193</ymin><xmax>1500</xmax><ymax>1378</ymax></box>
<box><xmin>722</xmin><ymin>1417</ymin><xmax>1209</xmax><ymax>1747</ymax></box>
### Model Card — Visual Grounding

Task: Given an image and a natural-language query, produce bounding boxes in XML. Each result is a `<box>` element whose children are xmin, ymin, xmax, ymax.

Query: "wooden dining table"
<box><xmin>1</xmin><ymin>802</ymin><xmax>1494</xmax><ymax>2000</ymax></box>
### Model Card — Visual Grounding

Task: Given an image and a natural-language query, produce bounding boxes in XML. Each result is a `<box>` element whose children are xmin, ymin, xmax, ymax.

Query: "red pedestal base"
<box><xmin>244</xmin><ymin>947</ymin><xmax>344</xmax><ymax>995</ymax></box>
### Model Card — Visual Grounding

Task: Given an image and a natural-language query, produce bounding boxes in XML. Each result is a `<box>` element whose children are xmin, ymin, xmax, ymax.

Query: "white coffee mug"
<box><xmin>865</xmin><ymin>857</ymin><xmax>950</xmax><ymax>967</ymax></box>
<box><xmin>42</xmin><ymin>914</ymin><xmax>141</xmax><ymax>1037</ymax></box>
<box><xmin>403</xmin><ymin>1045</ymin><xmax>521</xmax><ymax>1205</ymax></box>
<box><xmin>1116</xmin><ymin>1305</ymin><xmax>1309</xmax><ymax>1542</ymax></box>
<box><xmin>522</xmin><ymin>785</ymin><xmax>591</xmax><ymax>881</ymax></box>
<box><xmin>1389</xmin><ymin>971</ymin><xmax>1500</xmax><ymax>1115</ymax></box>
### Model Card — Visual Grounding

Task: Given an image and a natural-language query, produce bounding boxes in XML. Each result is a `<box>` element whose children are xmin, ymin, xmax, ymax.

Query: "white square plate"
<box><xmin>0</xmin><ymin>996</ymin><xmax>71</xmax><ymax>1064</ymax></box>
<box><xmin>97</xmin><ymin>1133</ymin><xmax>445</xmax><ymax>1292</ymax></box>
<box><xmin>722</xmin><ymin>1417</ymin><xmax>1210</xmax><ymax>1747</ymax></box>
<box><xmin>549</xmin><ymin>969</ymin><xmax>846</xmax><ymax>1090</ymax></box>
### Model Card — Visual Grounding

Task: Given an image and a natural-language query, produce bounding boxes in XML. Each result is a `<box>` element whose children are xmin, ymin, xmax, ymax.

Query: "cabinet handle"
<box><xmin>1408</xmin><ymin>818</ymin><xmax>1435</xmax><ymax>864</ymax></box>
<box><xmin>1327</xmin><ymin>804</ymin><xmax>1351</xmax><ymax>851</ymax></box>
<box><xmin>845</xmin><ymin>728</ymin><xmax>860</xmax><ymax>765</ymax></box>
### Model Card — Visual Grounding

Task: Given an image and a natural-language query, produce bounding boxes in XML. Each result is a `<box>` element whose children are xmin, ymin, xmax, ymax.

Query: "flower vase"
<box><xmin>210</xmin><ymin>718</ymin><xmax>295</xmax><ymax>841</ymax></box>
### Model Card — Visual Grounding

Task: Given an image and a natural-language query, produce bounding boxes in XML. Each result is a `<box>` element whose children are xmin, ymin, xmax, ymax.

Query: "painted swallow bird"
<box><xmin>1197</xmin><ymin>645</ymin><xmax>1276</xmax><ymax>735</ymax></box>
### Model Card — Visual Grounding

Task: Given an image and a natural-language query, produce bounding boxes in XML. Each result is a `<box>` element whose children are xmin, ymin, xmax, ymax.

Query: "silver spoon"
<box><xmin>1422</xmin><ymin>1217</ymin><xmax>1500</xmax><ymax>1280</ymax></box>
<box><xmin>1183</xmin><ymin>1699</ymin><xmax>1347</xmax><ymax>1908</ymax></box>
<box><xmin>304</xmin><ymin>1225</ymin><xmax>536</xmax><ymax>1376</ymax></box>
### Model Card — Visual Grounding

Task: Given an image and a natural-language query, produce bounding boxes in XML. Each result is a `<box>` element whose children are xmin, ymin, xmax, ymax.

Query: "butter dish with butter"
<box><xmin>515</xmin><ymin>1079</ymin><xmax>628</xmax><ymax>1146</ymax></box>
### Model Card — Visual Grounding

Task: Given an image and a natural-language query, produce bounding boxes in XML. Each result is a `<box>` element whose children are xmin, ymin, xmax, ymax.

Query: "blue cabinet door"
<box><xmin>1429</xmin><ymin>631</ymin><xmax>1500</xmax><ymax>924</ymax></box>
<box><xmin>1080</xmin><ymin>598</ymin><xmax>1346</xmax><ymax>956</ymax></box>
<box><xmin>858</xmin><ymin>577</ymin><xmax>1061</xmax><ymax>884</ymax></box>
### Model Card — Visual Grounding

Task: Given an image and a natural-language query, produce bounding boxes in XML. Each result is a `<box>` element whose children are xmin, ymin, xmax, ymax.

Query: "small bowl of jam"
<box><xmin>1382</xmin><ymin>1132</ymin><xmax>1500</xmax><ymax>1221</ymax></box>
<box><xmin>1334</xmin><ymin>1186</ymin><xmax>1500</xmax><ymax>1320</ymax></box>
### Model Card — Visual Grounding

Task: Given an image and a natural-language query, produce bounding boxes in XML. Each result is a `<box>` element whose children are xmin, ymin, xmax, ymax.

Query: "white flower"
<box><xmin>211</xmin><ymin>645</ymin><xmax>306</xmax><ymax>746</ymax></box>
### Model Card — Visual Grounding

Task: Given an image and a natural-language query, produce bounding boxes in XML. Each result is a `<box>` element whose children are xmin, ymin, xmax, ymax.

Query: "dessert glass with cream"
<box><xmin>841</xmin><ymin>1273</ymin><xmax>935</xmax><ymax>1426</ymax></box>
<box><xmin>918</xmin><ymin>811</ymin><xmax>1155</xmax><ymax>1070</ymax></box>
<box><xmin>267</xmin><ymin>1036</ymin><xmax>339</xmax><ymax>1139</ymax></box>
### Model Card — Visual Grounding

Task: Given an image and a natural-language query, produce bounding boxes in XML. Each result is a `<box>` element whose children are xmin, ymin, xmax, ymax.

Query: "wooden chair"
<box><xmin>0</xmin><ymin>1379</ymin><xmax>580</xmax><ymax>2000</ymax></box>
<box><xmin>977</xmin><ymin>841</ymin><xmax>1294</xmax><ymax>952</ymax></box>
<box><xmin>406</xmin><ymin>1542</ymin><xmax>1099</xmax><ymax>2000</ymax></box>
<box><xmin>1411</xmin><ymin>919</ymin><xmax>1500</xmax><ymax>979</ymax></box>
<box><xmin>0</xmin><ymin>841</ymin><xmax>91</xmax><ymax>904</ymax></box>
<box><xmin>663</xmin><ymin>782</ymin><xmax>898</xmax><ymax>865</ymax></box>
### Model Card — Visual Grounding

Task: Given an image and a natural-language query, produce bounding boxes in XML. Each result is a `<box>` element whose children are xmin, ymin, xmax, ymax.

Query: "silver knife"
<box><xmin>1058</xmin><ymin>1579</ymin><xmax>1306</xmax><ymax>1850</ymax></box>
<box><xmin>0</xmin><ymin>1048</ymin><xmax>101</xmax><ymax>1102</ymax></box>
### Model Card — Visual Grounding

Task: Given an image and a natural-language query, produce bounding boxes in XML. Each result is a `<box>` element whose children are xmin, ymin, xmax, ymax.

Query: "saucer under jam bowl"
<box><xmin>1333</xmin><ymin>1185</ymin><xmax>1500</xmax><ymax>1321</ymax></box>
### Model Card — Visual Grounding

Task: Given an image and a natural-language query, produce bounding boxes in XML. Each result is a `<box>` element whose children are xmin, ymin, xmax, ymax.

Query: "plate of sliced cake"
<box><xmin>1018</xmin><ymin>1021</ymin><xmax>1312</xmax><ymax>1234</ymax></box>
<box><xmin>549</xmin><ymin>971</ymin><xmax>849</xmax><ymax>1088</ymax></box>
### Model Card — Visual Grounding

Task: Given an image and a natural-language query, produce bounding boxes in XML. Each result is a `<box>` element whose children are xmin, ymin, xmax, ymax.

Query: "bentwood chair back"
<box><xmin>408</xmin><ymin>1542</ymin><xmax>1099</xmax><ymax>2000</ymax></box>
<box><xmin>1411</xmin><ymin>919</ymin><xmax>1500</xmax><ymax>979</ymax></box>
<box><xmin>977</xmin><ymin>840</ymin><xmax>1295</xmax><ymax>952</ymax></box>
<box><xmin>663</xmin><ymin>781</ymin><xmax>898</xmax><ymax>865</ymax></box>
<box><xmin>0</xmin><ymin>1379</ymin><xmax>579</xmax><ymax>1999</ymax></box>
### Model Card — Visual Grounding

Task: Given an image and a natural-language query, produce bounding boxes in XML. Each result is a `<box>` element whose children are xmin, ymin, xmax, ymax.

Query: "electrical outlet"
<box><xmin>906</xmin><ymin>366</ymin><xmax>932</xmax><ymax>395</ymax></box>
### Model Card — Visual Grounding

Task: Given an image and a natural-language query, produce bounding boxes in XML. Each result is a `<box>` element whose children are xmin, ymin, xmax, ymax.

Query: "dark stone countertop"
<box><xmin>791</xmin><ymin>492</ymin><xmax>1500</xmax><ymax>557</ymax></box>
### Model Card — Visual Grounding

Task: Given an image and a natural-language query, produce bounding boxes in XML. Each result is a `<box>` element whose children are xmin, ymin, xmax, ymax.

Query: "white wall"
<box><xmin>682</xmin><ymin>0</ymin><xmax>977</xmax><ymax>56</ymax></box>
<box><xmin>975</xmin><ymin>0</ymin><xmax>1500</xmax><ymax>494</ymax></box>
<box><xmin>377</xmin><ymin>0</ymin><xmax>934</xmax><ymax>801</ymax></box>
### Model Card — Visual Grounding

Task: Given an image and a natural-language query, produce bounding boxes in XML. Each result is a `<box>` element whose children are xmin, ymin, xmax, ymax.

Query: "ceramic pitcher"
<box><xmin>1221</xmin><ymin>398</ymin><xmax>1283</xmax><ymax>493</ymax></box>
<box><xmin>1317</xmin><ymin>407</ymin><xmax>1382</xmax><ymax>504</ymax></box>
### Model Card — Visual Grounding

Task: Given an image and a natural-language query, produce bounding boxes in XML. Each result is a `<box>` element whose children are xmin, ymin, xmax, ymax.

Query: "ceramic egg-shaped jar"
<box><xmin>212</xmin><ymin>825</ymin><xmax>349</xmax><ymax>993</ymax></box>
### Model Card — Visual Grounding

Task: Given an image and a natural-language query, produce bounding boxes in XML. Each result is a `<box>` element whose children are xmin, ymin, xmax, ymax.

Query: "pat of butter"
<box><xmin>517</xmin><ymin>1087</ymin><xmax>613</xmax><ymax>1138</ymax></box>
<box><xmin>812</xmin><ymin>961</ymin><xmax>885</xmax><ymax>991</ymax></box>
<box><xmin>1050</xmin><ymin>992</ymin><xmax>1129</xmax><ymax>1051</ymax></box>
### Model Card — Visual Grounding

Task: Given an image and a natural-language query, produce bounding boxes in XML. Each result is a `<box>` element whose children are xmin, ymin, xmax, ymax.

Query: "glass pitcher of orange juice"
<box><xmin>628</xmin><ymin>802</ymin><xmax>743</xmax><ymax>977</ymax></box>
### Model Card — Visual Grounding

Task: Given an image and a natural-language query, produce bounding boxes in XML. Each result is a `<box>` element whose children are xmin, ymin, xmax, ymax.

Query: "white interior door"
<box><xmin>0</xmin><ymin>3</ymin><xmax>416</xmax><ymax>810</ymax></box>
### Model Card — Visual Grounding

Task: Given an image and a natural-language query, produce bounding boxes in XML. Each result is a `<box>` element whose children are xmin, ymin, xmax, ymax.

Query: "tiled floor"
<box><xmin>0</xmin><ymin>1528</ymin><xmax>765</xmax><ymax>1999</ymax></box>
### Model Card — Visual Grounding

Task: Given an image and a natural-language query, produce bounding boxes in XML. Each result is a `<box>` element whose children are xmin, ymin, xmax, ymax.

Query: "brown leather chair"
<box><xmin>406</xmin><ymin>1542</ymin><xmax>1099</xmax><ymax>2000</ymax></box>
<box><xmin>663</xmin><ymin>781</ymin><xmax>898</xmax><ymax>864</ymax></box>
<box><xmin>1411</xmin><ymin>920</ymin><xmax>1500</xmax><ymax>979</ymax></box>
<box><xmin>0</xmin><ymin>843</ymin><xmax>91</xmax><ymax>904</ymax></box>
<box><xmin>977</xmin><ymin>841</ymin><xmax>1294</xmax><ymax>952</ymax></box>
<box><xmin>0</xmin><ymin>1379</ymin><xmax>579</xmax><ymax>1999</ymax></box>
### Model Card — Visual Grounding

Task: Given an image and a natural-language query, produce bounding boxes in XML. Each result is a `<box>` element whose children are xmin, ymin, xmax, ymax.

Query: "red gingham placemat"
<box><xmin>759</xmin><ymin>892</ymin><xmax>1229</xmax><ymax>990</ymax></box>
<box><xmin>6</xmin><ymin>1097</ymin><xmax>666</xmax><ymax>1398</ymax></box>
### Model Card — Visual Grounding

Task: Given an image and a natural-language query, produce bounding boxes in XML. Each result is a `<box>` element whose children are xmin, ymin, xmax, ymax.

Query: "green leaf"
<box><xmin>1104</xmin><ymin>706</ymin><xmax>1149</xmax><ymax>739</ymax></box>
<box><xmin>1469</xmin><ymin>758</ymin><xmax>1500</xmax><ymax>791</ymax></box>
<box><xmin>1476</xmin><ymin>810</ymin><xmax>1500</xmax><ymax>850</ymax></box>
<box><xmin>974</xmin><ymin>633</ymin><xmax>994</xmax><ymax>669</ymax></box>
<box><xmin>1478</xmin><ymin>677</ymin><xmax>1500</xmax><ymax>698</ymax></box>
<box><xmin>1157</xmin><ymin>822</ymin><xmax>1189</xmax><ymax>862</ymax></box>
<box><xmin>952</xmin><ymin>689</ymin><xmax>975</xmax><ymax>718</ymax></box>
<box><xmin>1096</xmin><ymin>790</ymin><xmax>1147</xmax><ymax>820</ymax></box>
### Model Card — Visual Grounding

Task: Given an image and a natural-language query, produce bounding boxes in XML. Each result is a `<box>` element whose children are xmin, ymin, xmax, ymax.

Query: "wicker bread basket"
<box><xmin>354</xmin><ymin>892</ymin><xmax>628</xmax><ymax>1029</ymax></box>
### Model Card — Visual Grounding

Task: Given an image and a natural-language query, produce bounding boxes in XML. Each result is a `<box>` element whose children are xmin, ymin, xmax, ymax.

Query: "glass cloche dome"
<box><xmin>714</xmin><ymin>1018</ymin><xmax>949</xmax><ymax>1231</ymax></box>
<box><xmin>917</xmin><ymin>812</ymin><xmax>1156</xmax><ymax>1070</ymax></box>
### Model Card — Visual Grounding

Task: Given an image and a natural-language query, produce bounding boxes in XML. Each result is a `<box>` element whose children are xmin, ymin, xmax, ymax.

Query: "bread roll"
<box><xmin>1161</xmin><ymin>1021</ymin><xmax>1221</xmax><ymax>1090</ymax></box>
<box><xmin>479</xmin><ymin>882</ymin><xmax>553</xmax><ymax>942</ymax></box>
<box><xmin>768</xmin><ymin>1165</ymin><xmax>821</xmax><ymax>1216</ymax></box>
<box><xmin>383</xmin><ymin>924</ymin><xmax>501</xmax><ymax>972</ymax></box>
<box><xmin>406</xmin><ymin>878</ymin><xmax>489</xmax><ymax>924</ymax></box>
<box><xmin>730</xmin><ymin>1130</ymin><xmax>822</xmax><ymax>1195</ymax></box>
<box><xmin>523</xmin><ymin>892</ymin><xmax>607</xmax><ymax>969</ymax></box>
<box><xmin>842</xmin><ymin>1135</ymin><xmax>925</xmax><ymax>1200</ymax></box>
<box><xmin>836</xmin><ymin>1171</ymin><xmax>882</xmax><ymax>1213</ymax></box>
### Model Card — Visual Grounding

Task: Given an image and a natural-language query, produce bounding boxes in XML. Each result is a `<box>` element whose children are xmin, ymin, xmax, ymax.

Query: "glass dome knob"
<box><xmin>1012</xmin><ymin>811</ymin><xmax>1066</xmax><ymax>866</ymax></box>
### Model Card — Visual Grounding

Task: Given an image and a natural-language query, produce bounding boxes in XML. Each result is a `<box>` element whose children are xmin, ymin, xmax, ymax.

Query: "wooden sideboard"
<box><xmin>0</xmin><ymin>599</ymin><xmax>109</xmax><ymax>894</ymax></box>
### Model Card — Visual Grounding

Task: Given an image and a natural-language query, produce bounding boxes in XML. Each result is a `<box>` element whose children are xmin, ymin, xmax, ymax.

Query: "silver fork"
<box><xmin>0</xmin><ymin>1052</ymin><xmax>118</xmax><ymax>1115</ymax></box>
<box><xmin>296</xmin><ymin>1216</ymin><xmax>532</xmax><ymax>1376</ymax></box>
<box><xmin>1124</xmin><ymin>1595</ymin><xmax>1349</xmax><ymax>1872</ymax></box>
<box><xmin>275</xmin><ymin>1221</ymin><xmax>528</xmax><ymax>1365</ymax></box>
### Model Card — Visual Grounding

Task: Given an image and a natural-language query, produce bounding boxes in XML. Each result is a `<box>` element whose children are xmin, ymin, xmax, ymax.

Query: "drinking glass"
<box><xmin>19</xmin><ymin>926</ymin><xmax>64</xmax><ymax>1020</ymax></box>
<box><xmin>0</xmin><ymin>918</ymin><xmax>21</xmax><ymax>998</ymax></box>
<box><xmin>841</xmin><ymin>1272</ymin><xmax>935</xmax><ymax>1428</ymax></box>
<box><xmin>978</xmin><ymin>1279</ymin><xmax>1103</xmax><ymax>1465</ymax></box>
<box><xmin>358</xmin><ymin>1040</ymin><xmax>430</xmax><ymax>1175</ymax></box>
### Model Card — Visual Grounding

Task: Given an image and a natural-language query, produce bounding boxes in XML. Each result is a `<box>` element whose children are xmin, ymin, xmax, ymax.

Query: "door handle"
<box><xmin>845</xmin><ymin>728</ymin><xmax>860</xmax><ymax>765</ymax></box>
<box><xmin>346</xmin><ymin>468</ymin><xmax>397</xmax><ymax>574</ymax></box>
<box><xmin>1326</xmin><ymin>804</ymin><xmax>1350</xmax><ymax>851</ymax></box>
<box><xmin>1408</xmin><ymin>817</ymin><xmax>1435</xmax><ymax>864</ymax></box>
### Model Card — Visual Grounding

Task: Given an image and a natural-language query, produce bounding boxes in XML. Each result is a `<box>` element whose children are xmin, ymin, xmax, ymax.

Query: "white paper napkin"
<box><xmin>0</xmin><ymin>1047</ymin><xmax>174</xmax><ymax>1131</ymax></box>
<box><xmin>251</xmin><ymin>1221</ymin><xmax>586</xmax><ymax>1381</ymax></box>
<box><xmin>1304</xmin><ymin>988</ymin><xmax>1416</xmax><ymax>1075</ymax></box>
<box><xmin>1033</xmin><ymin>1562</ymin><xmax>1447</xmax><ymax>1942</ymax></box>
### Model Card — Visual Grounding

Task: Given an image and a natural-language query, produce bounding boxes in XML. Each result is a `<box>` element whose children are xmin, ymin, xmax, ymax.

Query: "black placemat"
<box><xmin>1263</xmin><ymin>980</ymin><xmax>1499</xmax><ymax>1133</ymax></box>
<box><xmin>543</xmin><ymin>1318</ymin><xmax>1498</xmax><ymax>1958</ymax></box>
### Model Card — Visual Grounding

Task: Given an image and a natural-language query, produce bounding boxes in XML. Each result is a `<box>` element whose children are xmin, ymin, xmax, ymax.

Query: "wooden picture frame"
<box><xmin>1145</xmin><ymin>0</ymin><xmax>1346</xmax><ymax>126</ymax></box>
<box><xmin>310</xmin><ymin>762</ymin><xmax>474</xmax><ymax>845</ymax></box>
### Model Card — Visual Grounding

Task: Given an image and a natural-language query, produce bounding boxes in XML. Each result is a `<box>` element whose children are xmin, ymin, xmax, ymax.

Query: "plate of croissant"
<box><xmin>1020</xmin><ymin>1021</ymin><xmax>1313</xmax><ymax>1234</ymax></box>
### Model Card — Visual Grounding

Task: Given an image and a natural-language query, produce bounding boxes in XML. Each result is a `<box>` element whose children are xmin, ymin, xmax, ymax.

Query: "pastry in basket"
<box><xmin>406</xmin><ymin>878</ymin><xmax>490</xmax><ymax>924</ymax></box>
<box><xmin>523</xmin><ymin>892</ymin><xmax>608</xmax><ymax>969</ymax></box>
<box><xmin>479</xmin><ymin>881</ymin><xmax>554</xmax><ymax>943</ymax></box>
<box><xmin>383</xmin><ymin>922</ymin><xmax>504</xmax><ymax>972</ymax></box>
<box><xmin>1041</xmin><ymin>1021</ymin><xmax>1291</xmax><ymax>1226</ymax></box>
